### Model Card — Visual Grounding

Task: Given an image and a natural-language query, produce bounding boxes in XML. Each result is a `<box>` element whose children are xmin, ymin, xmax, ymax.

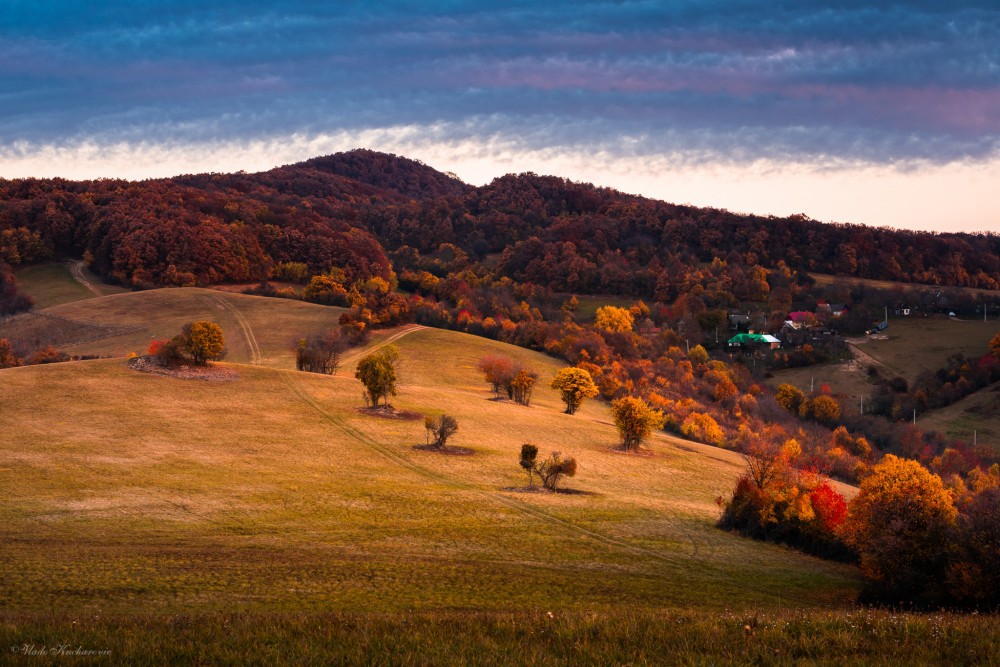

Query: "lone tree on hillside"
<box><xmin>355</xmin><ymin>344</ymin><xmax>401</xmax><ymax>408</ymax></box>
<box><xmin>295</xmin><ymin>329</ymin><xmax>347</xmax><ymax>375</ymax></box>
<box><xmin>424</xmin><ymin>414</ymin><xmax>459</xmax><ymax>449</ymax></box>
<box><xmin>535</xmin><ymin>451</ymin><xmax>578</xmax><ymax>491</ymax></box>
<box><xmin>611</xmin><ymin>396</ymin><xmax>666</xmax><ymax>450</ymax></box>
<box><xmin>520</xmin><ymin>444</ymin><xmax>539</xmax><ymax>486</ymax></box>
<box><xmin>178</xmin><ymin>321</ymin><xmax>226</xmax><ymax>366</ymax></box>
<box><xmin>550</xmin><ymin>367</ymin><xmax>599</xmax><ymax>415</ymax></box>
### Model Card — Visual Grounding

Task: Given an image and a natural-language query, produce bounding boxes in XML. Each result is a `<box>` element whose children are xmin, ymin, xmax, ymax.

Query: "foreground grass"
<box><xmin>3</xmin><ymin>608</ymin><xmax>999</xmax><ymax>665</ymax></box>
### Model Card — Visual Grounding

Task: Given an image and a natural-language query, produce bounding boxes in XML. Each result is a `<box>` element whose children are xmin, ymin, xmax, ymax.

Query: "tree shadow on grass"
<box><xmin>610</xmin><ymin>445</ymin><xmax>657</xmax><ymax>457</ymax></box>
<box><xmin>501</xmin><ymin>486</ymin><xmax>597</xmax><ymax>496</ymax></box>
<box><xmin>356</xmin><ymin>406</ymin><xmax>423</xmax><ymax>420</ymax></box>
<box><xmin>412</xmin><ymin>443</ymin><xmax>476</xmax><ymax>456</ymax></box>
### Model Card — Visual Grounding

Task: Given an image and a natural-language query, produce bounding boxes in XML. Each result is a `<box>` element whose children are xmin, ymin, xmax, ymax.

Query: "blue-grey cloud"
<box><xmin>1</xmin><ymin>1</ymin><xmax>999</xmax><ymax>166</ymax></box>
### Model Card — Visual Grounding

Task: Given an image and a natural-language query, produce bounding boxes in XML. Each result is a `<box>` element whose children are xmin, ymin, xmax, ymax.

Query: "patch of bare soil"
<box><xmin>412</xmin><ymin>443</ymin><xmax>476</xmax><ymax>456</ymax></box>
<box><xmin>128</xmin><ymin>355</ymin><xmax>239</xmax><ymax>381</ymax></box>
<box><xmin>356</xmin><ymin>406</ymin><xmax>424</xmax><ymax>421</ymax></box>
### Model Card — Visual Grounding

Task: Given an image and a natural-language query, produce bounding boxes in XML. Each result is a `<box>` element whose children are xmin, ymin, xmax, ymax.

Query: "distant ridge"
<box><xmin>1</xmin><ymin>148</ymin><xmax>999</xmax><ymax>292</ymax></box>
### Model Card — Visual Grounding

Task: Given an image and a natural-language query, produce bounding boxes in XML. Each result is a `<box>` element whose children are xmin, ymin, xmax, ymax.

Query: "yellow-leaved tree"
<box><xmin>179</xmin><ymin>321</ymin><xmax>225</xmax><ymax>366</ymax></box>
<box><xmin>550</xmin><ymin>367</ymin><xmax>599</xmax><ymax>415</ymax></box>
<box><xmin>680</xmin><ymin>412</ymin><xmax>725</xmax><ymax>447</ymax></box>
<box><xmin>611</xmin><ymin>397</ymin><xmax>666</xmax><ymax>450</ymax></box>
<box><xmin>842</xmin><ymin>454</ymin><xmax>958</xmax><ymax>605</ymax></box>
<box><xmin>594</xmin><ymin>306</ymin><xmax>634</xmax><ymax>333</ymax></box>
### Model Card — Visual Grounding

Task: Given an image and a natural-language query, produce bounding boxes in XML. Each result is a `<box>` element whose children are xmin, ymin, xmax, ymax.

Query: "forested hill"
<box><xmin>1</xmin><ymin>149</ymin><xmax>999</xmax><ymax>292</ymax></box>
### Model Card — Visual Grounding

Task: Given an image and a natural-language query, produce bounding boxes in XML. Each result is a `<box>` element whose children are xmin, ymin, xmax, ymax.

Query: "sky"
<box><xmin>2</xmin><ymin>1</ymin><xmax>999</xmax><ymax>233</ymax></box>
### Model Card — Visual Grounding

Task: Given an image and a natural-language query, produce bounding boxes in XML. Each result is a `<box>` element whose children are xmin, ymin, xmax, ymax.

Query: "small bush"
<box><xmin>424</xmin><ymin>414</ymin><xmax>459</xmax><ymax>449</ymax></box>
<box><xmin>295</xmin><ymin>330</ymin><xmax>347</xmax><ymax>375</ymax></box>
<box><xmin>535</xmin><ymin>451</ymin><xmax>577</xmax><ymax>491</ymax></box>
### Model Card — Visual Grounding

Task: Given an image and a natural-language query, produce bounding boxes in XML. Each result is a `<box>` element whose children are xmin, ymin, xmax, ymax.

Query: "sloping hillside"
<box><xmin>0</xmin><ymin>299</ymin><xmax>859</xmax><ymax>618</ymax></box>
<box><xmin>9</xmin><ymin>288</ymin><xmax>346</xmax><ymax>367</ymax></box>
<box><xmin>919</xmin><ymin>382</ymin><xmax>1000</xmax><ymax>454</ymax></box>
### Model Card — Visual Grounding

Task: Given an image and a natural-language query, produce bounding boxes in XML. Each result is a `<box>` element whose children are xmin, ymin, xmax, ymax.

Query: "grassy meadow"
<box><xmin>856</xmin><ymin>317</ymin><xmax>998</xmax><ymax>381</ymax></box>
<box><xmin>919</xmin><ymin>383</ymin><xmax>1000</xmax><ymax>454</ymax></box>
<box><xmin>33</xmin><ymin>288</ymin><xmax>346</xmax><ymax>367</ymax></box>
<box><xmin>0</xmin><ymin>333</ymin><xmax>859</xmax><ymax>617</ymax></box>
<box><xmin>4</xmin><ymin>288</ymin><xmax>998</xmax><ymax>662</ymax></box>
<box><xmin>14</xmin><ymin>262</ymin><xmax>128</xmax><ymax>309</ymax></box>
<box><xmin>571</xmin><ymin>294</ymin><xmax>636</xmax><ymax>322</ymax></box>
<box><xmin>765</xmin><ymin>360</ymin><xmax>874</xmax><ymax>406</ymax></box>
<box><xmin>770</xmin><ymin>317</ymin><xmax>999</xmax><ymax>401</ymax></box>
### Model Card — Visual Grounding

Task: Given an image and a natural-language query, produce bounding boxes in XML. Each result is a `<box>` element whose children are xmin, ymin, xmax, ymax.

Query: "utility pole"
<box><xmin>913</xmin><ymin>409</ymin><xmax>916</xmax><ymax>425</ymax></box>
<box><xmin>860</xmin><ymin>395</ymin><xmax>864</xmax><ymax>414</ymax></box>
<box><xmin>811</xmin><ymin>376</ymin><xmax>814</xmax><ymax>393</ymax></box>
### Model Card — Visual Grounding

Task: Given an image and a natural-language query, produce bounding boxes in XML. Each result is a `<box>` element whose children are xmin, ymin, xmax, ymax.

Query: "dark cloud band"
<box><xmin>1</xmin><ymin>1</ymin><xmax>998</xmax><ymax>165</ymax></box>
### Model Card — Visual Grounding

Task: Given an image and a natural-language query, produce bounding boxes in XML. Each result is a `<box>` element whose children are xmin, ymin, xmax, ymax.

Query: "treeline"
<box><xmin>0</xmin><ymin>259</ymin><xmax>33</xmax><ymax>317</ymax></box>
<box><xmin>2</xmin><ymin>150</ymin><xmax>1000</xmax><ymax>295</ymax></box>
<box><xmin>870</xmin><ymin>351</ymin><xmax>1000</xmax><ymax>424</ymax></box>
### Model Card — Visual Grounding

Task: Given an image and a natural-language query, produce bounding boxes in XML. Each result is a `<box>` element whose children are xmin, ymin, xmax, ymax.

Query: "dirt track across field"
<box><xmin>68</xmin><ymin>261</ymin><xmax>104</xmax><ymax>297</ymax></box>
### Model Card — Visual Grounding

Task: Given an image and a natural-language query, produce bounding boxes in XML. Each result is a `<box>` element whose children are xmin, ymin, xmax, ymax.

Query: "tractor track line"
<box><xmin>340</xmin><ymin>324</ymin><xmax>428</xmax><ymax>368</ymax></box>
<box><xmin>210</xmin><ymin>295</ymin><xmax>262</xmax><ymax>364</ymax></box>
